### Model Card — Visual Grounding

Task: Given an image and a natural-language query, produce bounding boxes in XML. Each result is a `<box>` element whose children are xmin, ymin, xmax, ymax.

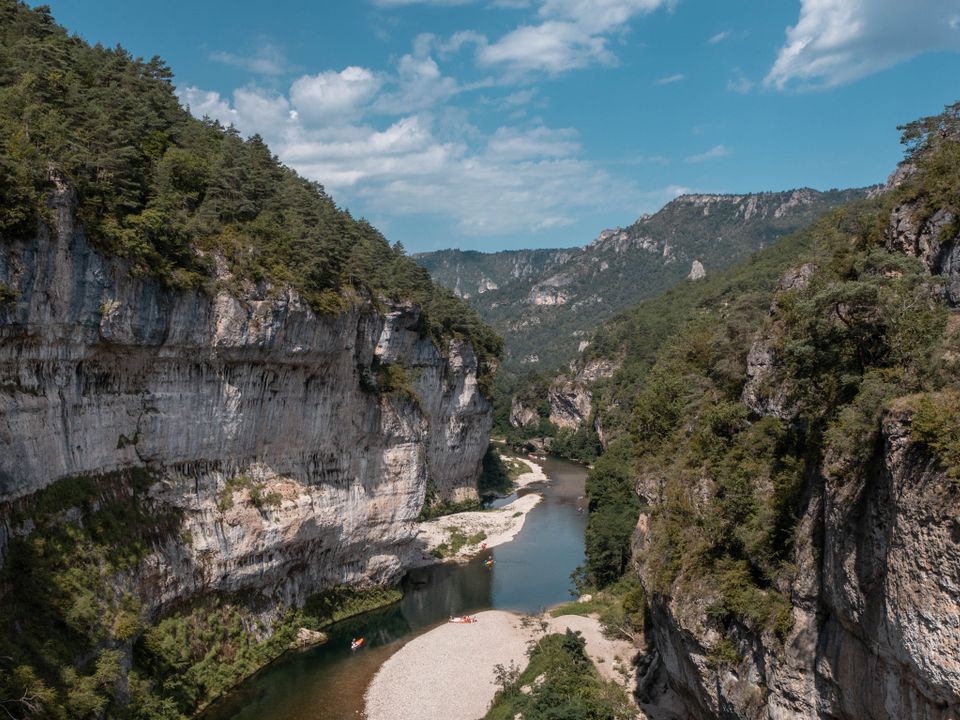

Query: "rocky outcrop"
<box><xmin>528</xmin><ymin>274</ymin><xmax>572</xmax><ymax>306</ymax></box>
<box><xmin>0</xmin><ymin>181</ymin><xmax>493</xmax><ymax>609</ymax></box>
<box><xmin>888</xmin><ymin>203</ymin><xmax>960</xmax><ymax>305</ymax></box>
<box><xmin>509</xmin><ymin>397</ymin><xmax>539</xmax><ymax>428</ymax></box>
<box><xmin>687</xmin><ymin>260</ymin><xmax>706</xmax><ymax>281</ymax></box>
<box><xmin>548</xmin><ymin>380</ymin><xmax>592</xmax><ymax>431</ymax></box>
<box><xmin>635</xmin><ymin>406</ymin><xmax>960</xmax><ymax>720</ymax></box>
<box><xmin>741</xmin><ymin>263</ymin><xmax>815</xmax><ymax>419</ymax></box>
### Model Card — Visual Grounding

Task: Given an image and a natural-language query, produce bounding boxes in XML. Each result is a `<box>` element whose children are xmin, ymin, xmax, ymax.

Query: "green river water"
<box><xmin>204</xmin><ymin>457</ymin><xmax>588</xmax><ymax>720</ymax></box>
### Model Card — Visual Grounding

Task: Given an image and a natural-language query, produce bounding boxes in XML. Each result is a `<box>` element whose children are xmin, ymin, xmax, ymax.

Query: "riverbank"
<box><xmin>364</xmin><ymin>609</ymin><xmax>641</xmax><ymax>720</ymax></box>
<box><xmin>413</xmin><ymin>456</ymin><xmax>548</xmax><ymax>565</ymax></box>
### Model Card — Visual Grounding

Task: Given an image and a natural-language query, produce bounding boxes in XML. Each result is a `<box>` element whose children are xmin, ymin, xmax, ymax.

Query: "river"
<box><xmin>203</xmin><ymin>456</ymin><xmax>588</xmax><ymax>720</ymax></box>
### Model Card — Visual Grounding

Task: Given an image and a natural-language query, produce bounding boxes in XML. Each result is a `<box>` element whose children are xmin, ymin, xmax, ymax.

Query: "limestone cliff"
<box><xmin>0</xmin><ymin>180</ymin><xmax>493</xmax><ymax>609</ymax></box>
<box><xmin>635</xmin><ymin>405</ymin><xmax>960</xmax><ymax>720</ymax></box>
<box><xmin>631</xmin><ymin>177</ymin><xmax>960</xmax><ymax>720</ymax></box>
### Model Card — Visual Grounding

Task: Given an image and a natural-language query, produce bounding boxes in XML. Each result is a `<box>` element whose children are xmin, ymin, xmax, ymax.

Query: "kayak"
<box><xmin>449</xmin><ymin>616</ymin><xmax>477</xmax><ymax>624</ymax></box>
<box><xmin>350</xmin><ymin>638</ymin><xmax>365</xmax><ymax>651</ymax></box>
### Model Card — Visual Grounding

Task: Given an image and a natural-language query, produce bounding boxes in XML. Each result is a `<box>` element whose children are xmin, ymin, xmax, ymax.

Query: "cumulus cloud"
<box><xmin>374</xmin><ymin>54</ymin><xmax>460</xmax><ymax>113</ymax></box>
<box><xmin>685</xmin><ymin>144</ymin><xmax>730</xmax><ymax>163</ymax></box>
<box><xmin>476</xmin><ymin>0</ymin><xmax>674</xmax><ymax>75</ymax></box>
<box><xmin>708</xmin><ymin>30</ymin><xmax>729</xmax><ymax>44</ymax></box>
<box><xmin>290</xmin><ymin>67</ymin><xmax>382</xmax><ymax>122</ymax></box>
<box><xmin>766</xmin><ymin>0</ymin><xmax>960</xmax><ymax>89</ymax></box>
<box><xmin>178</xmin><ymin>77</ymin><xmax>640</xmax><ymax>237</ymax></box>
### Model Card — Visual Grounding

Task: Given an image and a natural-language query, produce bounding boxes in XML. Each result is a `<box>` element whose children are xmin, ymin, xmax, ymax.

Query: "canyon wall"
<box><xmin>632</xmin><ymin>183</ymin><xmax>960</xmax><ymax>720</ymax></box>
<box><xmin>0</xmin><ymin>181</ymin><xmax>493</xmax><ymax>609</ymax></box>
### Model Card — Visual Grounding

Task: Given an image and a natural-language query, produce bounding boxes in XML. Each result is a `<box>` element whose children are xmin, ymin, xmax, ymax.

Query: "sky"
<box><xmin>37</xmin><ymin>0</ymin><xmax>960</xmax><ymax>253</ymax></box>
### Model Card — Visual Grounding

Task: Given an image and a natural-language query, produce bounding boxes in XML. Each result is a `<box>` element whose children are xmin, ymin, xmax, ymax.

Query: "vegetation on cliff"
<box><xmin>418</xmin><ymin>188</ymin><xmax>868</xmax><ymax>375</ymax></box>
<box><xmin>578</xmin><ymin>104</ymin><xmax>960</xmax><ymax>655</ymax></box>
<box><xmin>0</xmin><ymin>467</ymin><xmax>404</xmax><ymax>719</ymax></box>
<box><xmin>0</xmin><ymin>2</ymin><xmax>499</xmax><ymax>717</ymax></box>
<box><xmin>0</xmin><ymin>0</ymin><xmax>501</xmax><ymax>377</ymax></box>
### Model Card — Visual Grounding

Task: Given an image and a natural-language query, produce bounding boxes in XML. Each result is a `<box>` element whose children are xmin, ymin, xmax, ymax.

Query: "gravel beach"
<box><xmin>364</xmin><ymin>610</ymin><xmax>533</xmax><ymax>720</ymax></box>
<box><xmin>364</xmin><ymin>609</ymin><xmax>641</xmax><ymax>720</ymax></box>
<box><xmin>413</xmin><ymin>457</ymin><xmax>548</xmax><ymax>565</ymax></box>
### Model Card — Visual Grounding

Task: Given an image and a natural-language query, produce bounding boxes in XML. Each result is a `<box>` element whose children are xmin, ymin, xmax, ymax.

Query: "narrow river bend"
<box><xmin>204</xmin><ymin>457</ymin><xmax>587</xmax><ymax>720</ymax></box>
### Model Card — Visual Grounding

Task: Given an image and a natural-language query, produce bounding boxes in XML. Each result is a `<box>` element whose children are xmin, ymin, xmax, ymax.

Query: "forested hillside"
<box><xmin>417</xmin><ymin>188</ymin><xmax>869</xmax><ymax>372</ymax></box>
<box><xmin>413</xmin><ymin>247</ymin><xmax>573</xmax><ymax>300</ymax></box>
<box><xmin>578</xmin><ymin>103</ymin><xmax>960</xmax><ymax>718</ymax></box>
<box><xmin>0</xmin><ymin>0</ymin><xmax>499</xmax><ymax>375</ymax></box>
<box><xmin>0</xmin><ymin>3</ymin><xmax>502</xmax><ymax>719</ymax></box>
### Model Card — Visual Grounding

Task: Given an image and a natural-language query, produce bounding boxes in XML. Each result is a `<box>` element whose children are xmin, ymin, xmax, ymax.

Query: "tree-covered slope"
<box><xmin>580</xmin><ymin>103</ymin><xmax>960</xmax><ymax>718</ymax></box>
<box><xmin>413</xmin><ymin>247</ymin><xmax>573</xmax><ymax>299</ymax></box>
<box><xmin>0</xmin><ymin>3</ymin><xmax>503</xmax><ymax>719</ymax></box>
<box><xmin>418</xmin><ymin>188</ymin><xmax>870</xmax><ymax>372</ymax></box>
<box><xmin>0</xmin><ymin>0</ymin><xmax>500</xmax><ymax>374</ymax></box>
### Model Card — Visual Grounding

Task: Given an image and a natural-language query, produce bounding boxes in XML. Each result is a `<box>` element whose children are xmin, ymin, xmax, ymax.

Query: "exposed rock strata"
<box><xmin>0</xmin><ymin>182</ymin><xmax>493</xmax><ymax>612</ymax></box>
<box><xmin>888</xmin><ymin>203</ymin><xmax>960</xmax><ymax>305</ymax></box>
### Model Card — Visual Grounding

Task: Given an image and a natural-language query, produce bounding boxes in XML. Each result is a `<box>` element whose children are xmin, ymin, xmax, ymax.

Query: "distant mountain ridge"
<box><xmin>413</xmin><ymin>247</ymin><xmax>574</xmax><ymax>299</ymax></box>
<box><xmin>417</xmin><ymin>187</ymin><xmax>875</xmax><ymax>370</ymax></box>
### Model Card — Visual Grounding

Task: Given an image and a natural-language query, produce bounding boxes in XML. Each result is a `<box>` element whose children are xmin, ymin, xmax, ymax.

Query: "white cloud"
<box><xmin>685</xmin><ymin>144</ymin><xmax>730</xmax><ymax>163</ymax></box>
<box><xmin>766</xmin><ymin>0</ymin><xmax>960</xmax><ymax>89</ymax></box>
<box><xmin>726</xmin><ymin>68</ymin><xmax>753</xmax><ymax>94</ymax></box>
<box><xmin>654</xmin><ymin>73</ymin><xmax>684</xmax><ymax>85</ymax></box>
<box><xmin>478</xmin><ymin>21</ymin><xmax>612</xmax><ymax>74</ymax></box>
<box><xmin>708</xmin><ymin>30</ymin><xmax>729</xmax><ymax>44</ymax></box>
<box><xmin>476</xmin><ymin>0</ymin><xmax>673</xmax><ymax>75</ymax></box>
<box><xmin>290</xmin><ymin>67</ymin><xmax>382</xmax><ymax>122</ymax></box>
<box><xmin>210</xmin><ymin>44</ymin><xmax>291</xmax><ymax>76</ymax></box>
<box><xmin>374</xmin><ymin>54</ymin><xmax>460</xmax><ymax>113</ymax></box>
<box><xmin>538</xmin><ymin>0</ymin><xmax>673</xmax><ymax>34</ymax></box>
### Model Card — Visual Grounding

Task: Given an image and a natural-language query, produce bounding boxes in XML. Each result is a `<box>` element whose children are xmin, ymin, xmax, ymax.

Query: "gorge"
<box><xmin>2</xmin><ymin>2</ymin><xmax>960</xmax><ymax>719</ymax></box>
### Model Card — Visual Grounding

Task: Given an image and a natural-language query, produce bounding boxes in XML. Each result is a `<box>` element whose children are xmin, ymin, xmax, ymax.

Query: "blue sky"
<box><xmin>38</xmin><ymin>0</ymin><xmax>960</xmax><ymax>253</ymax></box>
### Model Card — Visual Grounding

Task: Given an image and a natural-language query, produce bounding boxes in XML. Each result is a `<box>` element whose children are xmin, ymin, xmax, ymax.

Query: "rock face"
<box><xmin>633</xmin><ymin>192</ymin><xmax>960</xmax><ymax>720</ymax></box>
<box><xmin>635</xmin><ymin>407</ymin><xmax>960</xmax><ymax>720</ymax></box>
<box><xmin>548</xmin><ymin>380</ymin><xmax>591</xmax><ymax>431</ymax></box>
<box><xmin>0</xmin><ymin>182</ymin><xmax>493</xmax><ymax>608</ymax></box>
<box><xmin>687</xmin><ymin>260</ymin><xmax>706</xmax><ymax>281</ymax></box>
<box><xmin>888</xmin><ymin>203</ymin><xmax>960</xmax><ymax>305</ymax></box>
<box><xmin>528</xmin><ymin>275</ymin><xmax>571</xmax><ymax>306</ymax></box>
<box><xmin>741</xmin><ymin>263</ymin><xmax>816</xmax><ymax>419</ymax></box>
<box><xmin>509</xmin><ymin>397</ymin><xmax>539</xmax><ymax>428</ymax></box>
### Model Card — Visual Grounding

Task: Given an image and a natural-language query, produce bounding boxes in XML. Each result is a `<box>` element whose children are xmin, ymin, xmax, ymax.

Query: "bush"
<box><xmin>484</xmin><ymin>630</ymin><xmax>634</xmax><ymax>720</ymax></box>
<box><xmin>910</xmin><ymin>390</ymin><xmax>960</xmax><ymax>483</ymax></box>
